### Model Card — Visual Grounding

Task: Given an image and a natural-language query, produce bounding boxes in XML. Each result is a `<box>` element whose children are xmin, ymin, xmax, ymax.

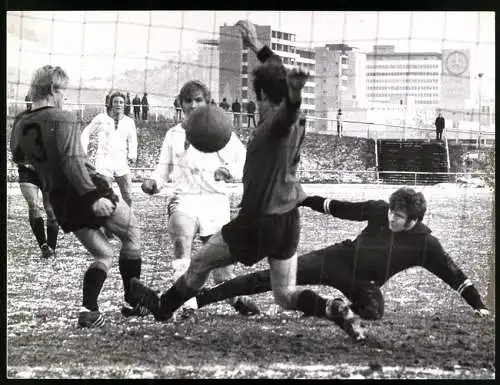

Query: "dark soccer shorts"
<box><xmin>49</xmin><ymin>190</ymin><xmax>108</xmax><ymax>233</ymax></box>
<box><xmin>18</xmin><ymin>165</ymin><xmax>43</xmax><ymax>190</ymax></box>
<box><xmin>221</xmin><ymin>208</ymin><xmax>300</xmax><ymax>266</ymax></box>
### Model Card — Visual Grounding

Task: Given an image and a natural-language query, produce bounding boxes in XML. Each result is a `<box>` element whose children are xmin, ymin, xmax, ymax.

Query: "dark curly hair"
<box><xmin>252</xmin><ymin>55</ymin><xmax>288</xmax><ymax>105</ymax></box>
<box><xmin>389</xmin><ymin>188</ymin><xmax>427</xmax><ymax>222</ymax></box>
<box><xmin>109</xmin><ymin>91</ymin><xmax>127</xmax><ymax>106</ymax></box>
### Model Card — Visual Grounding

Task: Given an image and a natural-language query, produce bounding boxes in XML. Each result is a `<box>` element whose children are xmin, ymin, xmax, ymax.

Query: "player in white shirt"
<box><xmin>141</xmin><ymin>80</ymin><xmax>259</xmax><ymax>317</ymax></box>
<box><xmin>81</xmin><ymin>91</ymin><xmax>138</xmax><ymax>207</ymax></box>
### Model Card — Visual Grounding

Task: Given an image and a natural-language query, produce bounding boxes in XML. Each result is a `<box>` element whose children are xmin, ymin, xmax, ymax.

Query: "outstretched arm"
<box><xmin>423</xmin><ymin>236</ymin><xmax>489</xmax><ymax>317</ymax></box>
<box><xmin>299</xmin><ymin>195</ymin><xmax>388</xmax><ymax>222</ymax></box>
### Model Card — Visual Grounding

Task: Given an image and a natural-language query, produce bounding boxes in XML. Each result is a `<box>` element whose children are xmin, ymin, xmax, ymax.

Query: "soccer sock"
<box><xmin>196</xmin><ymin>271</ymin><xmax>272</xmax><ymax>308</ymax></box>
<box><xmin>82</xmin><ymin>261</ymin><xmax>108</xmax><ymax>312</ymax></box>
<box><xmin>119</xmin><ymin>256</ymin><xmax>141</xmax><ymax>305</ymax></box>
<box><xmin>294</xmin><ymin>289</ymin><xmax>328</xmax><ymax>317</ymax></box>
<box><xmin>159</xmin><ymin>275</ymin><xmax>198</xmax><ymax>317</ymax></box>
<box><xmin>46</xmin><ymin>221</ymin><xmax>59</xmax><ymax>250</ymax></box>
<box><xmin>29</xmin><ymin>216</ymin><xmax>47</xmax><ymax>247</ymax></box>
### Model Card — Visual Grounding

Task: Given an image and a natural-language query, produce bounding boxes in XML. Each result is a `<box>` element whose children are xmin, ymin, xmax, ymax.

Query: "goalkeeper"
<box><xmin>10</xmin><ymin>65</ymin><xmax>145</xmax><ymax>328</ymax></box>
<box><xmin>195</xmin><ymin>188</ymin><xmax>491</xmax><ymax>328</ymax></box>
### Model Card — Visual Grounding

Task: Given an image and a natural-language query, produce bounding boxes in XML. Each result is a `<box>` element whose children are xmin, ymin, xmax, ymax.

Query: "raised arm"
<box><xmin>299</xmin><ymin>195</ymin><xmax>389</xmax><ymax>222</ymax></box>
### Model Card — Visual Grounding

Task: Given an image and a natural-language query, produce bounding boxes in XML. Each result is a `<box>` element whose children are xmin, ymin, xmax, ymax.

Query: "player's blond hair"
<box><xmin>29</xmin><ymin>65</ymin><xmax>69</xmax><ymax>102</ymax></box>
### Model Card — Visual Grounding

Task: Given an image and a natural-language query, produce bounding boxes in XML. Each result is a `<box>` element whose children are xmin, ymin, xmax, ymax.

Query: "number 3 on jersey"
<box><xmin>23</xmin><ymin>123</ymin><xmax>47</xmax><ymax>162</ymax></box>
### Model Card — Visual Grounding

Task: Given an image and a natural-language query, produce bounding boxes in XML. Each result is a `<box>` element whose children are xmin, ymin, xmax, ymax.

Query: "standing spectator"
<box><xmin>125</xmin><ymin>92</ymin><xmax>131</xmax><ymax>116</ymax></box>
<box><xmin>174</xmin><ymin>97</ymin><xmax>182</xmax><ymax>122</ymax></box>
<box><xmin>246</xmin><ymin>99</ymin><xmax>257</xmax><ymax>127</ymax></box>
<box><xmin>231</xmin><ymin>98</ymin><xmax>241</xmax><ymax>128</ymax></box>
<box><xmin>133</xmin><ymin>94</ymin><xmax>141</xmax><ymax>121</ymax></box>
<box><xmin>336</xmin><ymin>108</ymin><xmax>343</xmax><ymax>138</ymax></box>
<box><xmin>105</xmin><ymin>91</ymin><xmax>111</xmax><ymax>114</ymax></box>
<box><xmin>219</xmin><ymin>97</ymin><xmax>230</xmax><ymax>111</ymax></box>
<box><xmin>141</xmin><ymin>93</ymin><xmax>149</xmax><ymax>121</ymax></box>
<box><xmin>25</xmin><ymin>93</ymin><xmax>32</xmax><ymax>112</ymax></box>
<box><xmin>435</xmin><ymin>112</ymin><xmax>445</xmax><ymax>141</ymax></box>
<box><xmin>81</xmin><ymin>91</ymin><xmax>138</xmax><ymax>208</ymax></box>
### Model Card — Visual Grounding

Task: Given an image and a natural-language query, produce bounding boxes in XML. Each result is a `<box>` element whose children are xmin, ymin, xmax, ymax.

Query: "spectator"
<box><xmin>246</xmin><ymin>99</ymin><xmax>256</xmax><ymax>127</ymax></box>
<box><xmin>141</xmin><ymin>93</ymin><xmax>149</xmax><ymax>121</ymax></box>
<box><xmin>125</xmin><ymin>92</ymin><xmax>131</xmax><ymax>116</ymax></box>
<box><xmin>105</xmin><ymin>91</ymin><xmax>111</xmax><ymax>114</ymax></box>
<box><xmin>219</xmin><ymin>97</ymin><xmax>230</xmax><ymax>111</ymax></box>
<box><xmin>336</xmin><ymin>108</ymin><xmax>343</xmax><ymax>138</ymax></box>
<box><xmin>174</xmin><ymin>97</ymin><xmax>182</xmax><ymax>122</ymax></box>
<box><xmin>435</xmin><ymin>112</ymin><xmax>445</xmax><ymax>141</ymax></box>
<box><xmin>133</xmin><ymin>94</ymin><xmax>141</xmax><ymax>120</ymax></box>
<box><xmin>25</xmin><ymin>93</ymin><xmax>32</xmax><ymax>112</ymax></box>
<box><xmin>231</xmin><ymin>98</ymin><xmax>241</xmax><ymax>128</ymax></box>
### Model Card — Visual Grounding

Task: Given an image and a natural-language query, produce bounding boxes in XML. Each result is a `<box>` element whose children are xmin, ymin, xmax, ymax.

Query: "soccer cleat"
<box><xmin>78</xmin><ymin>310</ymin><xmax>105</xmax><ymax>328</ymax></box>
<box><xmin>121</xmin><ymin>304</ymin><xmax>149</xmax><ymax>318</ymax></box>
<box><xmin>232</xmin><ymin>296</ymin><xmax>260</xmax><ymax>316</ymax></box>
<box><xmin>326</xmin><ymin>298</ymin><xmax>366</xmax><ymax>341</ymax></box>
<box><xmin>130</xmin><ymin>278</ymin><xmax>171</xmax><ymax>321</ymax></box>
<box><xmin>40</xmin><ymin>243</ymin><xmax>55</xmax><ymax>259</ymax></box>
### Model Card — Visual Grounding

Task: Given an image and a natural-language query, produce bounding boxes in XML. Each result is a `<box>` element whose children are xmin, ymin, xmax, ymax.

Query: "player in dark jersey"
<box><xmin>130</xmin><ymin>20</ymin><xmax>365</xmax><ymax>341</ymax></box>
<box><xmin>10</xmin><ymin>65</ymin><xmax>146</xmax><ymax>328</ymax></box>
<box><xmin>15</xmin><ymin>160</ymin><xmax>59</xmax><ymax>259</ymax></box>
<box><xmin>193</xmin><ymin>188</ymin><xmax>491</xmax><ymax>327</ymax></box>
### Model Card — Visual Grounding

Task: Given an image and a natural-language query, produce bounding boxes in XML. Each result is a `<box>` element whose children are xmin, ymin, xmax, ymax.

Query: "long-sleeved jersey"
<box><xmin>304</xmin><ymin>196</ymin><xmax>485</xmax><ymax>310</ymax></box>
<box><xmin>80</xmin><ymin>112</ymin><xmax>137</xmax><ymax>175</ymax></box>
<box><xmin>239</xmin><ymin>45</ymin><xmax>307</xmax><ymax>215</ymax></box>
<box><xmin>150</xmin><ymin>122</ymin><xmax>246</xmax><ymax>196</ymax></box>
<box><xmin>10</xmin><ymin>106</ymin><xmax>101</xmax><ymax>217</ymax></box>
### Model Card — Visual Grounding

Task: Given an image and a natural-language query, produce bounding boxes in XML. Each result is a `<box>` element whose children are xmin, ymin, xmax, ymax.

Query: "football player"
<box><xmin>130</xmin><ymin>20</ymin><xmax>365</xmax><ymax>341</ymax></box>
<box><xmin>194</xmin><ymin>188</ymin><xmax>491</xmax><ymax>331</ymax></box>
<box><xmin>10</xmin><ymin>65</ymin><xmax>145</xmax><ymax>328</ymax></box>
<box><xmin>13</xmin><ymin>161</ymin><xmax>59</xmax><ymax>259</ymax></box>
<box><xmin>80</xmin><ymin>91</ymin><xmax>137</xmax><ymax>207</ymax></box>
<box><xmin>140</xmin><ymin>80</ymin><xmax>259</xmax><ymax>318</ymax></box>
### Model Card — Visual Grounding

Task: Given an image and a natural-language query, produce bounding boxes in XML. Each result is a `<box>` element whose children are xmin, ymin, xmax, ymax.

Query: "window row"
<box><xmin>367</xmin><ymin>93</ymin><xmax>439</xmax><ymax>97</ymax></box>
<box><xmin>271</xmin><ymin>43</ymin><xmax>295</xmax><ymax>53</ymax></box>
<box><xmin>367</xmin><ymin>64</ymin><xmax>440</xmax><ymax>69</ymax></box>
<box><xmin>272</xmin><ymin>30</ymin><xmax>295</xmax><ymax>41</ymax></box>
<box><xmin>367</xmin><ymin>86</ymin><xmax>439</xmax><ymax>90</ymax></box>
<box><xmin>367</xmin><ymin>78</ymin><xmax>439</xmax><ymax>83</ymax></box>
<box><xmin>367</xmin><ymin>71</ymin><xmax>441</xmax><ymax>76</ymax></box>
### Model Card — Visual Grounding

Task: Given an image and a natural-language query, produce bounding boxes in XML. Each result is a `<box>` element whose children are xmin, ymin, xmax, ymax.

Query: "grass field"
<box><xmin>6</xmin><ymin>183</ymin><xmax>495</xmax><ymax>379</ymax></box>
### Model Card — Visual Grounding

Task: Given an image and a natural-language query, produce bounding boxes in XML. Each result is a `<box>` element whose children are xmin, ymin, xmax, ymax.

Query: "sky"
<box><xmin>7</xmin><ymin>11</ymin><xmax>495</xmax><ymax>97</ymax></box>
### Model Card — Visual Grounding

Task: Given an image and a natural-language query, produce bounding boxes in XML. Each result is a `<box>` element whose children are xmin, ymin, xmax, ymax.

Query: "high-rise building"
<box><xmin>314</xmin><ymin>44</ymin><xmax>367</xmax><ymax>132</ymax></box>
<box><xmin>219</xmin><ymin>23</ymin><xmax>316</xmax><ymax>130</ymax></box>
<box><xmin>196</xmin><ymin>39</ymin><xmax>220</xmax><ymax>104</ymax></box>
<box><xmin>366</xmin><ymin>45</ymin><xmax>442</xmax><ymax>107</ymax></box>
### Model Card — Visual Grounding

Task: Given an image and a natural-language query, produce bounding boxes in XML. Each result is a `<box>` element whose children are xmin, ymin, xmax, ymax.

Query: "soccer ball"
<box><xmin>184</xmin><ymin>105</ymin><xmax>233</xmax><ymax>153</ymax></box>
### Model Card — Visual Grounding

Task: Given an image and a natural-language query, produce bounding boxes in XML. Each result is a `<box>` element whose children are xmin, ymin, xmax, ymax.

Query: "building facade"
<box><xmin>314</xmin><ymin>44</ymin><xmax>367</xmax><ymax>132</ymax></box>
<box><xmin>196</xmin><ymin>39</ymin><xmax>220</xmax><ymax>104</ymax></box>
<box><xmin>219</xmin><ymin>23</ymin><xmax>316</xmax><ymax>130</ymax></box>
<box><xmin>366</xmin><ymin>45</ymin><xmax>442</xmax><ymax>107</ymax></box>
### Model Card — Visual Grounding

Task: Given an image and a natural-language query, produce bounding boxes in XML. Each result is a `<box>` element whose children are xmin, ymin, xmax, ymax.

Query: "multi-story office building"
<box><xmin>196</xmin><ymin>39</ymin><xmax>220</xmax><ymax>104</ymax></box>
<box><xmin>314</xmin><ymin>44</ymin><xmax>367</xmax><ymax>132</ymax></box>
<box><xmin>366</xmin><ymin>45</ymin><xmax>442</xmax><ymax>107</ymax></box>
<box><xmin>219</xmin><ymin>23</ymin><xmax>316</xmax><ymax>130</ymax></box>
